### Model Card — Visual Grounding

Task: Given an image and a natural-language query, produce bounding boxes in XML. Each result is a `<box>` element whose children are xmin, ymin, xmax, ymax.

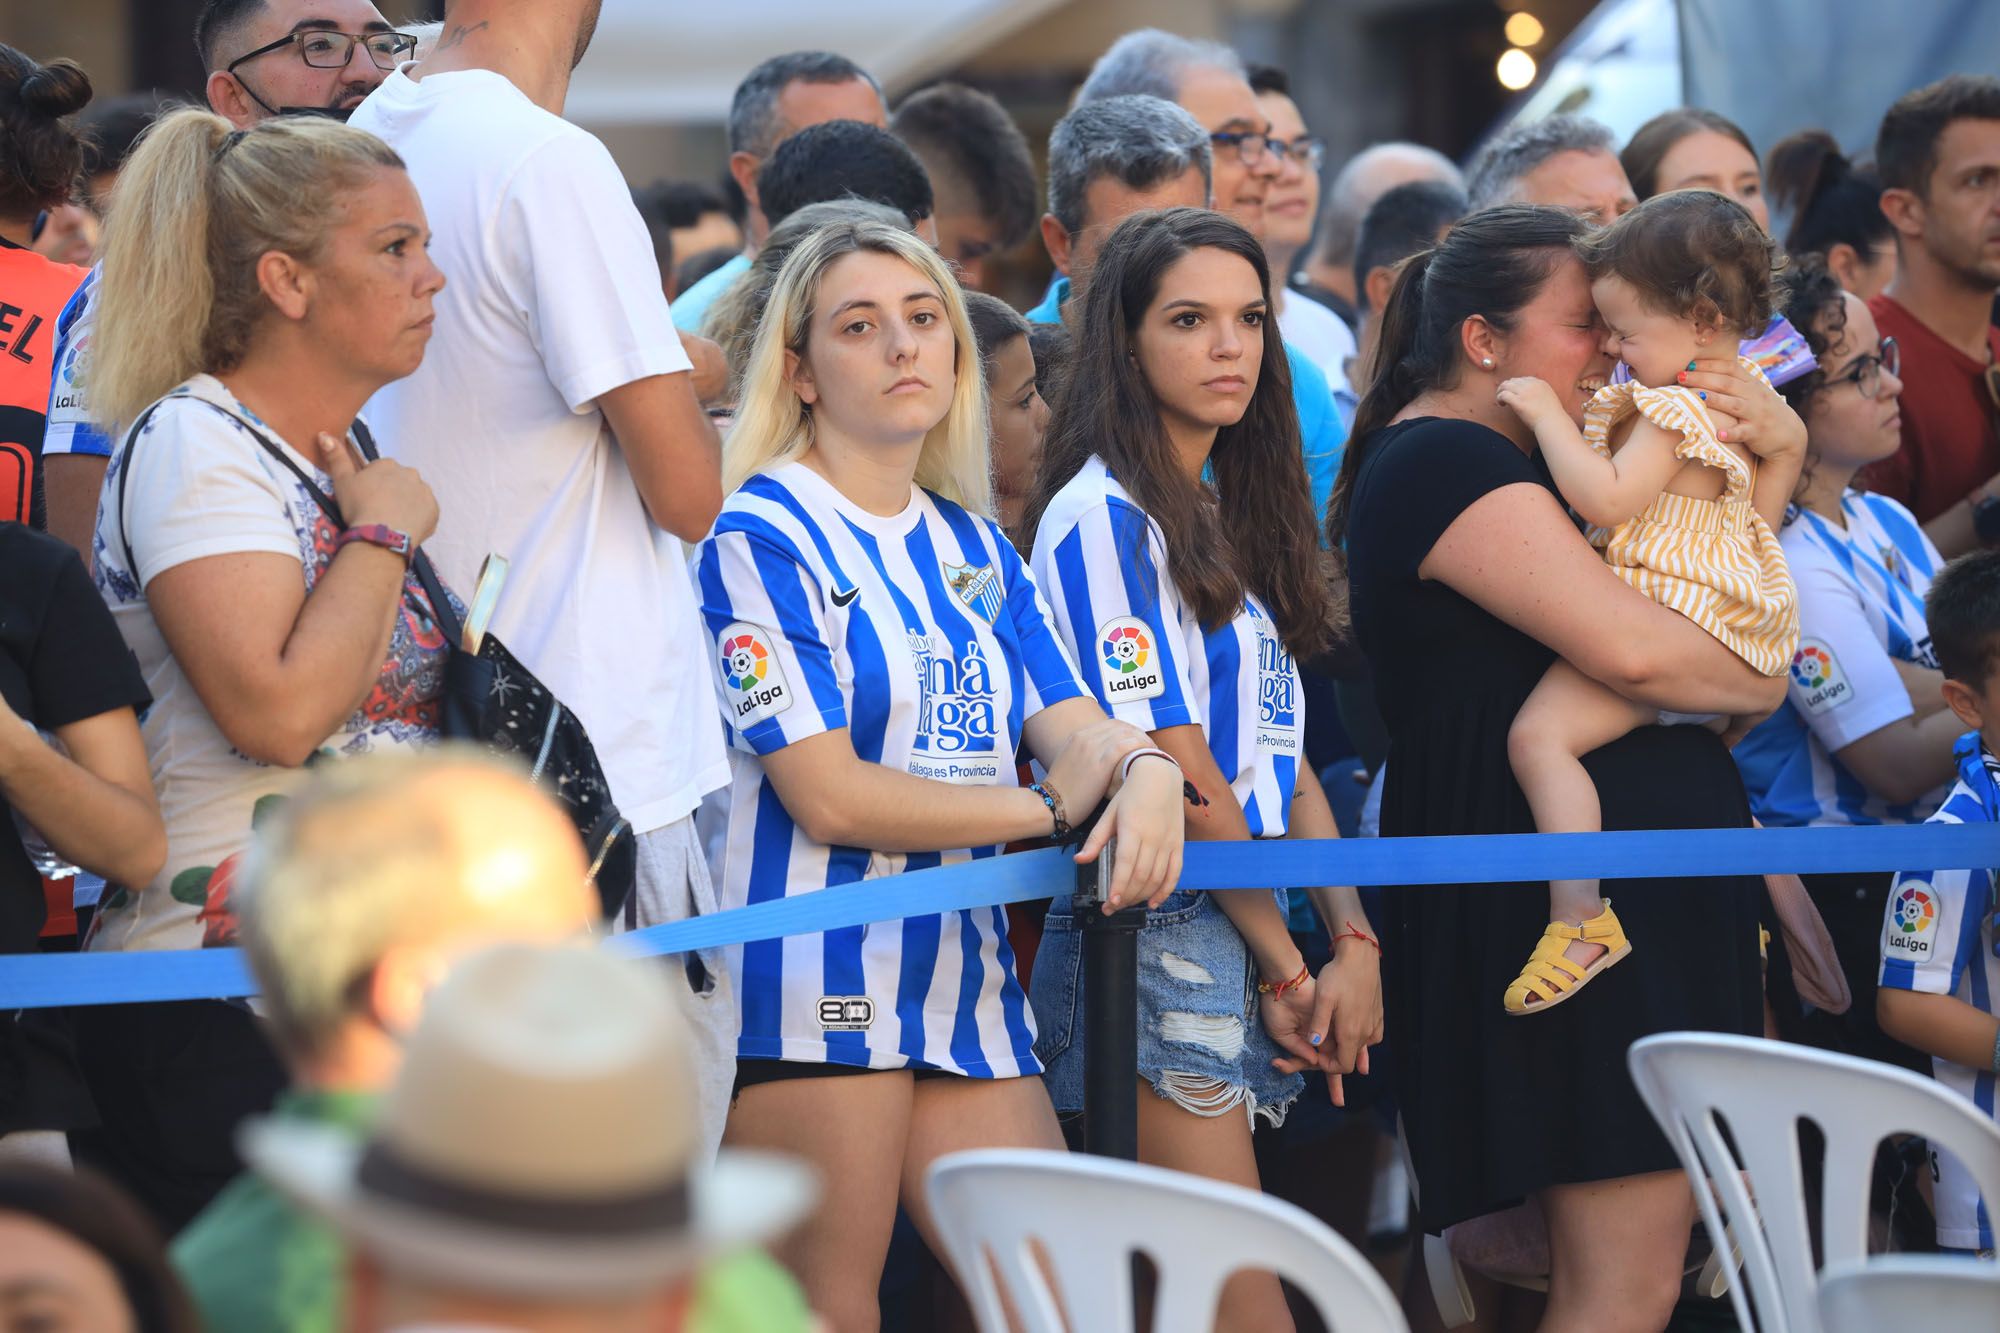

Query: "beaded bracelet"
<box><xmin>1029</xmin><ymin>779</ymin><xmax>1071</xmax><ymax>840</ymax></box>
<box><xmin>1257</xmin><ymin>963</ymin><xmax>1312</xmax><ymax>998</ymax></box>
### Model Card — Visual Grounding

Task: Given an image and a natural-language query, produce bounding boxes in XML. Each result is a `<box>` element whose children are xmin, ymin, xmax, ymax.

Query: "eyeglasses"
<box><xmin>1209</xmin><ymin>131</ymin><xmax>1276</xmax><ymax>166</ymax></box>
<box><xmin>1268</xmin><ymin>135</ymin><xmax>1326</xmax><ymax>170</ymax></box>
<box><xmin>1821</xmin><ymin>336</ymin><xmax>1900</xmax><ymax>399</ymax></box>
<box><xmin>227</xmin><ymin>29</ymin><xmax>417</xmax><ymax>75</ymax></box>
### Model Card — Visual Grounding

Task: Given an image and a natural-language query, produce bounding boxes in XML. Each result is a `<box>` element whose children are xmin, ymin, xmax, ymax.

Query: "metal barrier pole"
<box><xmin>1075</xmin><ymin>840</ymin><xmax>1145</xmax><ymax>1160</ymax></box>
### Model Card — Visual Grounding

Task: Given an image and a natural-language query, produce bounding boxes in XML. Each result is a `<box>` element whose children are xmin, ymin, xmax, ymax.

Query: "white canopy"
<box><xmin>566</xmin><ymin>0</ymin><xmax>1068</xmax><ymax>124</ymax></box>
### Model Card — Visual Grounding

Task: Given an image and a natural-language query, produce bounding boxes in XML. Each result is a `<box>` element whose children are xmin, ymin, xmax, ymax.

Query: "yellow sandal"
<box><xmin>1502</xmin><ymin>899</ymin><xmax>1632</xmax><ymax>1016</ymax></box>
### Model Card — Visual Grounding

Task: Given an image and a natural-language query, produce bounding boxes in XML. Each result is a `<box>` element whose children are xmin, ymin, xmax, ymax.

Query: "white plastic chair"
<box><xmin>1629</xmin><ymin>1031</ymin><xmax>2000</xmax><ymax>1333</ymax></box>
<box><xmin>924</xmin><ymin>1148</ymin><xmax>1407</xmax><ymax>1333</ymax></box>
<box><xmin>1818</xmin><ymin>1255</ymin><xmax>2000</xmax><ymax>1333</ymax></box>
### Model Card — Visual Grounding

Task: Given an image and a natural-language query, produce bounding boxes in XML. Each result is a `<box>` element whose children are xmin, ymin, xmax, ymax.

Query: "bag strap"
<box><xmin>349</xmin><ymin>418</ymin><xmax>466</xmax><ymax>648</ymax></box>
<box><xmin>156</xmin><ymin>396</ymin><xmax>459</xmax><ymax>640</ymax></box>
<box><xmin>115</xmin><ymin>398</ymin><xmax>170</xmax><ymax>580</ymax></box>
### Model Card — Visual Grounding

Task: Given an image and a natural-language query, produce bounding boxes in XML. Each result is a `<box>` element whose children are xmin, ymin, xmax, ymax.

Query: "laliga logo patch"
<box><xmin>1790</xmin><ymin>639</ymin><xmax>1852</xmax><ymax>715</ymax></box>
<box><xmin>717</xmin><ymin>622</ymin><xmax>792</xmax><ymax>724</ymax></box>
<box><xmin>1883</xmin><ymin>882</ymin><xmax>1938</xmax><ymax>961</ymax></box>
<box><xmin>1098</xmin><ymin>616</ymin><xmax>1165</xmax><ymax>701</ymax></box>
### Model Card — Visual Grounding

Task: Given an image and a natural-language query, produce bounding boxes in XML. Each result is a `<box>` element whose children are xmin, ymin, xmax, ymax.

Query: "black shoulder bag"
<box><xmin>116</xmin><ymin>402</ymin><xmax>636</xmax><ymax>918</ymax></box>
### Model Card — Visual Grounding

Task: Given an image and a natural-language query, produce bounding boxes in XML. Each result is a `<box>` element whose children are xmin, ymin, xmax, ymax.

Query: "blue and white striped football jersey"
<box><xmin>1878</xmin><ymin>735</ymin><xmax>2000</xmax><ymax>1251</ymax></box>
<box><xmin>1735</xmin><ymin>491</ymin><xmax>1949</xmax><ymax>827</ymax></box>
<box><xmin>1030</xmin><ymin>456</ymin><xmax>1304</xmax><ymax>836</ymax></box>
<box><xmin>691</xmin><ymin>462</ymin><xmax>1086</xmax><ymax>1077</ymax></box>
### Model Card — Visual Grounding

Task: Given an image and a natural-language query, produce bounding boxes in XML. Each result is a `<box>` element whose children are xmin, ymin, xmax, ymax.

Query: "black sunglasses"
<box><xmin>227</xmin><ymin>29</ymin><xmax>416</xmax><ymax>75</ymax></box>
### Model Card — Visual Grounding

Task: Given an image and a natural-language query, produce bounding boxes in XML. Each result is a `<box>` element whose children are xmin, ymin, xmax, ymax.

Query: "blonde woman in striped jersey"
<box><xmin>1493</xmin><ymin>189</ymin><xmax>1799</xmax><ymax>1015</ymax></box>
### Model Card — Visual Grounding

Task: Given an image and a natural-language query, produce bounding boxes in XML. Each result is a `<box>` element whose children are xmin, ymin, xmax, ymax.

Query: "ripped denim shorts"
<box><xmin>1031</xmin><ymin>888</ymin><xmax>1303</xmax><ymax>1128</ymax></box>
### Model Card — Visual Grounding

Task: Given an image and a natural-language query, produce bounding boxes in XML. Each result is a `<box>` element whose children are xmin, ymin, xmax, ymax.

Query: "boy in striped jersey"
<box><xmin>1878</xmin><ymin>548</ymin><xmax>2000</xmax><ymax>1253</ymax></box>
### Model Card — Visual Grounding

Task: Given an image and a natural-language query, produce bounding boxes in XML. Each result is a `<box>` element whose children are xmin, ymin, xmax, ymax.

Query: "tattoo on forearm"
<box><xmin>434</xmin><ymin>20</ymin><xmax>490</xmax><ymax>52</ymax></box>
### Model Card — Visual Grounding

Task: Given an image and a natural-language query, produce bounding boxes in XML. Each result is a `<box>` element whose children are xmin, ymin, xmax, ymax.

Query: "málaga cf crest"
<box><xmin>943</xmin><ymin>561</ymin><xmax>1003</xmax><ymax>625</ymax></box>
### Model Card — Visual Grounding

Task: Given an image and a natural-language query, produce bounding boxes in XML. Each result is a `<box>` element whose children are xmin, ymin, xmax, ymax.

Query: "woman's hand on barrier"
<box><xmin>1042</xmin><ymin>719</ymin><xmax>1145</xmax><ymax>825</ymax></box>
<box><xmin>1680</xmin><ymin>358</ymin><xmax>1806</xmax><ymax>462</ymax></box>
<box><xmin>1076</xmin><ymin>754</ymin><xmax>1184</xmax><ymax>912</ymax></box>
<box><xmin>317</xmin><ymin>431</ymin><xmax>439</xmax><ymax>548</ymax></box>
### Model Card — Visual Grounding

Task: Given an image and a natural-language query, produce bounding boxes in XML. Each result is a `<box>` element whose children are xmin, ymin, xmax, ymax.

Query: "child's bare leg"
<box><xmin>1509</xmin><ymin>661</ymin><xmax>1656</xmax><ymax>974</ymax></box>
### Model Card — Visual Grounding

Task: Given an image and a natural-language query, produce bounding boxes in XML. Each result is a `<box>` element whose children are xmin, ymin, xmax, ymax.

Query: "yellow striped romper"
<box><xmin>1580</xmin><ymin>360</ymin><xmax>1799</xmax><ymax>677</ymax></box>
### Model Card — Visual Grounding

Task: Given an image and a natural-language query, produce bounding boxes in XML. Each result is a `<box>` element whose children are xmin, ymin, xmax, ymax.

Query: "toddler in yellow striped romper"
<box><xmin>1493</xmin><ymin>190</ymin><xmax>1799</xmax><ymax>1016</ymax></box>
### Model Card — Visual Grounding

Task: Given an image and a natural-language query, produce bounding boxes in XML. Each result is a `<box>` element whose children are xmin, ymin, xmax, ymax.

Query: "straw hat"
<box><xmin>241</xmin><ymin>943</ymin><xmax>815</xmax><ymax>1298</ymax></box>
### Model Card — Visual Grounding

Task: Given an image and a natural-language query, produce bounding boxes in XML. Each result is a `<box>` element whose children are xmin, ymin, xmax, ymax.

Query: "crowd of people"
<box><xmin>2</xmin><ymin>1</ymin><xmax>1998</xmax><ymax>1330</ymax></box>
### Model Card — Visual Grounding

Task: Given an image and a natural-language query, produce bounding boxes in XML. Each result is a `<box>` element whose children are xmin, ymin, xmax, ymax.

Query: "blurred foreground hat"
<box><xmin>242</xmin><ymin>944</ymin><xmax>814</xmax><ymax>1297</ymax></box>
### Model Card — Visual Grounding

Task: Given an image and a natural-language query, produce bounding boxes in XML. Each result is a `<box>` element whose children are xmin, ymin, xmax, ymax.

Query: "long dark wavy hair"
<box><xmin>1022</xmin><ymin>207</ymin><xmax>1336</xmax><ymax>658</ymax></box>
<box><xmin>1326</xmin><ymin>204</ymin><xmax>1591</xmax><ymax>550</ymax></box>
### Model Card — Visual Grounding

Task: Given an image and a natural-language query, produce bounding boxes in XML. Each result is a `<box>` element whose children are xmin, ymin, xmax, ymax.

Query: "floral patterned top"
<box><xmin>90</xmin><ymin>374</ymin><xmax>459</xmax><ymax>951</ymax></box>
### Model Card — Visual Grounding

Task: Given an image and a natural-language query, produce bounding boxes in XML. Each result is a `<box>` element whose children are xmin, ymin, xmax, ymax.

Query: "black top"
<box><xmin>1345</xmin><ymin>418</ymin><xmax>1770</xmax><ymax>1229</ymax></box>
<box><xmin>0</xmin><ymin>524</ymin><xmax>150</xmax><ymax>954</ymax></box>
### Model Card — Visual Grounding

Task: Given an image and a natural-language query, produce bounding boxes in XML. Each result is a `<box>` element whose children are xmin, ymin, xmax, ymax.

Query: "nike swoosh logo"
<box><xmin>830</xmin><ymin>587</ymin><xmax>859</xmax><ymax>607</ymax></box>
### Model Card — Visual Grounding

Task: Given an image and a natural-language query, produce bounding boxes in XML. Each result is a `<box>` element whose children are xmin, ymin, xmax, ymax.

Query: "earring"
<box><xmin>1480</xmin><ymin>357</ymin><xmax>1495</xmax><ymax>369</ymax></box>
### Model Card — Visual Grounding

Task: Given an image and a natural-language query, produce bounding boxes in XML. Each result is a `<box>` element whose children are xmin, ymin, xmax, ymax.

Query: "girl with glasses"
<box><xmin>1734</xmin><ymin>256</ymin><xmax>1957</xmax><ymax>1075</ymax></box>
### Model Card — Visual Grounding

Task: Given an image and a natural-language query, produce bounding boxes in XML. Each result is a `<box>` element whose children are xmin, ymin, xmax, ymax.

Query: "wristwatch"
<box><xmin>334</xmin><ymin>523</ymin><xmax>415</xmax><ymax>565</ymax></box>
<box><xmin>1974</xmin><ymin>492</ymin><xmax>2000</xmax><ymax>546</ymax></box>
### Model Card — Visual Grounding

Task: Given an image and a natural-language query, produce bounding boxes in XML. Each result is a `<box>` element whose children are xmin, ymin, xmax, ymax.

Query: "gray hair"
<box><xmin>1078</xmin><ymin>27</ymin><xmax>1245</xmax><ymax>104</ymax></box>
<box><xmin>726</xmin><ymin>50</ymin><xmax>884</xmax><ymax>156</ymax></box>
<box><xmin>1046</xmin><ymin>95</ymin><xmax>1212</xmax><ymax>237</ymax></box>
<box><xmin>1466</xmin><ymin>114</ymin><xmax>1617</xmax><ymax>209</ymax></box>
<box><xmin>1314</xmin><ymin>142</ymin><xmax>1464</xmax><ymax>269</ymax></box>
<box><xmin>235</xmin><ymin>749</ymin><xmax>564</xmax><ymax>1061</ymax></box>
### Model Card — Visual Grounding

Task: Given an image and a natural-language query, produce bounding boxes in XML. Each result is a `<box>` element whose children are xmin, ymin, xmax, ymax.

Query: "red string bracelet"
<box><xmin>1333</xmin><ymin>923</ymin><xmax>1382</xmax><ymax>954</ymax></box>
<box><xmin>1257</xmin><ymin>963</ymin><xmax>1312</xmax><ymax>998</ymax></box>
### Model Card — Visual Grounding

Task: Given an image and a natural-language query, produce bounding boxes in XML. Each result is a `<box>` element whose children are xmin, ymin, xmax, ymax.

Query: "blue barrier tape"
<box><xmin>5</xmin><ymin>823</ymin><xmax>1995</xmax><ymax>1010</ymax></box>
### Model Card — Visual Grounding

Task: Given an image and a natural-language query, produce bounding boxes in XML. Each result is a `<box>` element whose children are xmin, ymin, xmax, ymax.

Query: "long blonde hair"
<box><xmin>723</xmin><ymin>220</ymin><xmax>993</xmax><ymax>514</ymax></box>
<box><xmin>90</xmin><ymin>106</ymin><xmax>405</xmax><ymax>432</ymax></box>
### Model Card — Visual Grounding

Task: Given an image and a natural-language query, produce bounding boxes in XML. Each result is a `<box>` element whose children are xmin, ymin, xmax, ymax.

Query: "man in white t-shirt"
<box><xmin>347</xmin><ymin>0</ymin><xmax>736</xmax><ymax>1152</ymax></box>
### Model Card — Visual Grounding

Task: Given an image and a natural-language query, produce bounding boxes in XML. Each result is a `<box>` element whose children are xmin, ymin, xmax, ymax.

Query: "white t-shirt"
<box><xmin>90</xmin><ymin>376</ymin><xmax>451</xmax><ymax>952</ymax></box>
<box><xmin>1277</xmin><ymin>289</ymin><xmax>1357</xmax><ymax>401</ymax></box>
<box><xmin>349</xmin><ymin>67</ymin><xmax>727</xmax><ymax>833</ymax></box>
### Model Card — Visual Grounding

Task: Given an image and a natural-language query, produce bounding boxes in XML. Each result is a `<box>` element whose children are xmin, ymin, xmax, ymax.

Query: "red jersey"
<box><xmin>0</xmin><ymin>240</ymin><xmax>87</xmax><ymax>527</ymax></box>
<box><xmin>1859</xmin><ymin>294</ymin><xmax>2000</xmax><ymax>523</ymax></box>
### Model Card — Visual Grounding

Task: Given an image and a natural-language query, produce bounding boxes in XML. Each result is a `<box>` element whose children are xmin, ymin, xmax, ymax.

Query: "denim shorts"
<box><xmin>1031</xmin><ymin>888</ymin><xmax>1303</xmax><ymax>1126</ymax></box>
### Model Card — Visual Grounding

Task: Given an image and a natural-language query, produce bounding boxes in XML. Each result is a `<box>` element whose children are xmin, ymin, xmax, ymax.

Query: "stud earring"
<box><xmin>1480</xmin><ymin>357</ymin><xmax>1495</xmax><ymax>369</ymax></box>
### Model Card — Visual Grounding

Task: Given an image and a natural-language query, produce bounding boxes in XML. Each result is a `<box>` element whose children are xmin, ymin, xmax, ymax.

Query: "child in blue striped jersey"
<box><xmin>1024</xmin><ymin>206</ymin><xmax>1381</xmax><ymax>1333</ymax></box>
<box><xmin>690</xmin><ymin>220</ymin><xmax>1186</xmax><ymax>1329</ymax></box>
<box><xmin>1877</xmin><ymin>549</ymin><xmax>2000</xmax><ymax>1255</ymax></box>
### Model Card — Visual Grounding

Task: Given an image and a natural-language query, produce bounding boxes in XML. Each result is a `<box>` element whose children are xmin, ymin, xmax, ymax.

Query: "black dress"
<box><xmin>1346</xmin><ymin>419</ymin><xmax>1768</xmax><ymax>1231</ymax></box>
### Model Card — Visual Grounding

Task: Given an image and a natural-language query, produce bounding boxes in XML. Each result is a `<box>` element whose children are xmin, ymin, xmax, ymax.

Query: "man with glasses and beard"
<box><xmin>40</xmin><ymin>0</ymin><xmax>410</xmax><ymax>564</ymax></box>
<box><xmin>1863</xmin><ymin>76</ymin><xmax>2000</xmax><ymax>558</ymax></box>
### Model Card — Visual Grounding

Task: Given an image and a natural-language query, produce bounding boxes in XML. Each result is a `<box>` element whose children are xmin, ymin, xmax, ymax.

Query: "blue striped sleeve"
<box><xmin>990</xmin><ymin>525</ymin><xmax>1086</xmax><ymax>718</ymax></box>
<box><xmin>694</xmin><ymin>519</ymin><xmax>846</xmax><ymax>754</ymax></box>
<box><xmin>1880</xmin><ymin>793</ymin><xmax>1987</xmax><ymax>995</ymax></box>
<box><xmin>1046</xmin><ymin>498</ymin><xmax>1196</xmax><ymax>730</ymax></box>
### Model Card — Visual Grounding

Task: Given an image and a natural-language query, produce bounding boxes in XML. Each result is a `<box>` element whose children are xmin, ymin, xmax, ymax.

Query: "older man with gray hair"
<box><xmin>1300</xmin><ymin>141</ymin><xmax>1464</xmax><ymax>331</ymax></box>
<box><xmin>168</xmin><ymin>750</ymin><xmax>605</xmax><ymax>1333</ymax></box>
<box><xmin>672</xmin><ymin>49</ymin><xmax>888</xmax><ymax>332</ymax></box>
<box><xmin>1466</xmin><ymin>113</ymin><xmax>1637</xmax><ymax>225</ymax></box>
<box><xmin>1036</xmin><ymin>29</ymin><xmax>1351</xmax><ymax>528</ymax></box>
<box><xmin>1028</xmin><ymin>94</ymin><xmax>1213</xmax><ymax>321</ymax></box>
